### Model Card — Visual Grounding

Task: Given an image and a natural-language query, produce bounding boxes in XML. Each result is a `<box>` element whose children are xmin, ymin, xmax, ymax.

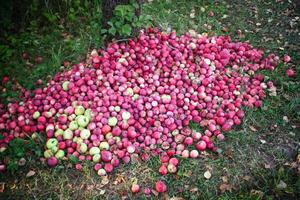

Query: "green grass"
<box><xmin>0</xmin><ymin>0</ymin><xmax>300</xmax><ymax>199</ymax></box>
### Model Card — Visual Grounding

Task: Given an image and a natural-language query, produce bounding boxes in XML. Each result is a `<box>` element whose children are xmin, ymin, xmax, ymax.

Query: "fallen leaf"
<box><xmin>264</xmin><ymin>163</ymin><xmax>271</xmax><ymax>169</ymax></box>
<box><xmin>297</xmin><ymin>154</ymin><xmax>300</xmax><ymax>163</ymax></box>
<box><xmin>26</xmin><ymin>170</ymin><xmax>35</xmax><ymax>177</ymax></box>
<box><xmin>283</xmin><ymin>116</ymin><xmax>289</xmax><ymax>122</ymax></box>
<box><xmin>190</xmin><ymin>9</ymin><xmax>195</xmax><ymax>18</ymax></box>
<box><xmin>86</xmin><ymin>184</ymin><xmax>94</xmax><ymax>191</ymax></box>
<box><xmin>101</xmin><ymin>176</ymin><xmax>109</xmax><ymax>186</ymax></box>
<box><xmin>243</xmin><ymin>175</ymin><xmax>251</xmax><ymax>181</ymax></box>
<box><xmin>91</xmin><ymin>49</ymin><xmax>98</xmax><ymax>57</ymax></box>
<box><xmin>224</xmin><ymin>148</ymin><xmax>233</xmax><ymax>159</ymax></box>
<box><xmin>99</xmin><ymin>189</ymin><xmax>106</xmax><ymax>195</ymax></box>
<box><xmin>250</xmin><ymin>189</ymin><xmax>264</xmax><ymax>198</ymax></box>
<box><xmin>276</xmin><ymin>180</ymin><xmax>287</xmax><ymax>189</ymax></box>
<box><xmin>204</xmin><ymin>171</ymin><xmax>212</xmax><ymax>179</ymax></box>
<box><xmin>190</xmin><ymin>187</ymin><xmax>198</xmax><ymax>192</ymax></box>
<box><xmin>260</xmin><ymin>139</ymin><xmax>266</xmax><ymax>144</ymax></box>
<box><xmin>10</xmin><ymin>183</ymin><xmax>16</xmax><ymax>190</ymax></box>
<box><xmin>169</xmin><ymin>197</ymin><xmax>184</xmax><ymax>200</ymax></box>
<box><xmin>113</xmin><ymin>174</ymin><xmax>125</xmax><ymax>185</ymax></box>
<box><xmin>18</xmin><ymin>158</ymin><xmax>26</xmax><ymax>166</ymax></box>
<box><xmin>0</xmin><ymin>183</ymin><xmax>4</xmax><ymax>193</ymax></box>
<box><xmin>221</xmin><ymin>176</ymin><xmax>228</xmax><ymax>183</ymax></box>
<box><xmin>249</xmin><ymin>125</ymin><xmax>257</xmax><ymax>132</ymax></box>
<box><xmin>152</xmin><ymin>189</ymin><xmax>159</xmax><ymax>196</ymax></box>
<box><xmin>219</xmin><ymin>183</ymin><xmax>231</xmax><ymax>193</ymax></box>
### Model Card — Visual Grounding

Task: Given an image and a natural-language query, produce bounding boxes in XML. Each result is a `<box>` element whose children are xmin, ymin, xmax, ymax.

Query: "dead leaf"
<box><xmin>260</xmin><ymin>139</ymin><xmax>266</xmax><ymax>144</ymax></box>
<box><xmin>101</xmin><ymin>176</ymin><xmax>109</xmax><ymax>186</ymax></box>
<box><xmin>264</xmin><ymin>163</ymin><xmax>271</xmax><ymax>169</ymax></box>
<box><xmin>169</xmin><ymin>197</ymin><xmax>184</xmax><ymax>200</ymax></box>
<box><xmin>283</xmin><ymin>116</ymin><xmax>289</xmax><ymax>122</ymax></box>
<box><xmin>190</xmin><ymin>9</ymin><xmax>195</xmax><ymax>18</ymax></box>
<box><xmin>86</xmin><ymin>184</ymin><xmax>94</xmax><ymax>191</ymax></box>
<box><xmin>26</xmin><ymin>170</ymin><xmax>35</xmax><ymax>177</ymax></box>
<box><xmin>297</xmin><ymin>154</ymin><xmax>300</xmax><ymax>163</ymax></box>
<box><xmin>250</xmin><ymin>189</ymin><xmax>264</xmax><ymax>198</ymax></box>
<box><xmin>204</xmin><ymin>171</ymin><xmax>212</xmax><ymax>179</ymax></box>
<box><xmin>224</xmin><ymin>148</ymin><xmax>233</xmax><ymax>159</ymax></box>
<box><xmin>18</xmin><ymin>158</ymin><xmax>26</xmax><ymax>166</ymax></box>
<box><xmin>219</xmin><ymin>183</ymin><xmax>231</xmax><ymax>193</ymax></box>
<box><xmin>243</xmin><ymin>175</ymin><xmax>251</xmax><ymax>181</ymax></box>
<box><xmin>249</xmin><ymin>125</ymin><xmax>257</xmax><ymax>132</ymax></box>
<box><xmin>190</xmin><ymin>187</ymin><xmax>198</xmax><ymax>193</ymax></box>
<box><xmin>221</xmin><ymin>176</ymin><xmax>228</xmax><ymax>183</ymax></box>
<box><xmin>90</xmin><ymin>49</ymin><xmax>98</xmax><ymax>57</ymax></box>
<box><xmin>152</xmin><ymin>189</ymin><xmax>159</xmax><ymax>196</ymax></box>
<box><xmin>221</xmin><ymin>27</ymin><xmax>228</xmax><ymax>32</ymax></box>
<box><xmin>10</xmin><ymin>183</ymin><xmax>16</xmax><ymax>190</ymax></box>
<box><xmin>277</xmin><ymin>180</ymin><xmax>287</xmax><ymax>189</ymax></box>
<box><xmin>113</xmin><ymin>174</ymin><xmax>125</xmax><ymax>185</ymax></box>
<box><xmin>99</xmin><ymin>189</ymin><xmax>106</xmax><ymax>195</ymax></box>
<box><xmin>0</xmin><ymin>183</ymin><xmax>4</xmax><ymax>193</ymax></box>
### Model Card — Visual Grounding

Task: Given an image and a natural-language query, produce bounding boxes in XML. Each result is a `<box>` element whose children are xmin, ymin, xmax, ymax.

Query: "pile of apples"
<box><xmin>0</xmin><ymin>28</ymin><xmax>294</xmax><ymax>194</ymax></box>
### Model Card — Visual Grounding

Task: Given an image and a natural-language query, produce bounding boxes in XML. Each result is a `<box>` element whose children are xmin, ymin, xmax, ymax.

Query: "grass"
<box><xmin>0</xmin><ymin>0</ymin><xmax>300</xmax><ymax>199</ymax></box>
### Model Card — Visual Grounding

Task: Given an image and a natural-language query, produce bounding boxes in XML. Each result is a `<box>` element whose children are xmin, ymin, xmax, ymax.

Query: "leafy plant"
<box><xmin>101</xmin><ymin>1</ymin><xmax>152</xmax><ymax>38</ymax></box>
<box><xmin>0</xmin><ymin>136</ymin><xmax>43</xmax><ymax>172</ymax></box>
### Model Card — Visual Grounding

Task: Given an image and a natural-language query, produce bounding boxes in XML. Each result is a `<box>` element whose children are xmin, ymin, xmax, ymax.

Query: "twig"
<box><xmin>113</xmin><ymin>38</ymin><xmax>130</xmax><ymax>43</ymax></box>
<box><xmin>165</xmin><ymin>42</ymin><xmax>177</xmax><ymax>50</ymax></box>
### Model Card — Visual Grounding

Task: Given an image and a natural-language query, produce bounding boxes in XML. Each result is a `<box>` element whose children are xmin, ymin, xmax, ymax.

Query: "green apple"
<box><xmin>89</xmin><ymin>147</ymin><xmax>100</xmax><ymax>155</ymax></box>
<box><xmin>55</xmin><ymin>150</ymin><xmax>65</xmax><ymax>159</ymax></box>
<box><xmin>93</xmin><ymin>154</ymin><xmax>101</xmax><ymax>162</ymax></box>
<box><xmin>77</xmin><ymin>115</ymin><xmax>89</xmax><ymax>127</ymax></box>
<box><xmin>62</xmin><ymin>81</ymin><xmax>69</xmax><ymax>91</ymax></box>
<box><xmin>132</xmin><ymin>94</ymin><xmax>139</xmax><ymax>101</ymax></box>
<box><xmin>46</xmin><ymin>138</ymin><xmax>58</xmax><ymax>149</ymax></box>
<box><xmin>68</xmin><ymin>113</ymin><xmax>76</xmax><ymax>121</ymax></box>
<box><xmin>99</xmin><ymin>141</ymin><xmax>109</xmax><ymax>150</ymax></box>
<box><xmin>84</xmin><ymin>109</ymin><xmax>93</xmax><ymax>120</ymax></box>
<box><xmin>172</xmin><ymin>129</ymin><xmax>179</xmax><ymax>136</ymax></box>
<box><xmin>50</xmin><ymin>146</ymin><xmax>58</xmax><ymax>153</ymax></box>
<box><xmin>63</xmin><ymin>129</ymin><xmax>73</xmax><ymax>140</ymax></box>
<box><xmin>45</xmin><ymin>111</ymin><xmax>53</xmax><ymax>118</ymax></box>
<box><xmin>75</xmin><ymin>105</ymin><xmax>85</xmax><ymax>116</ymax></box>
<box><xmin>125</xmin><ymin>88</ymin><xmax>134</xmax><ymax>96</ymax></box>
<box><xmin>118</xmin><ymin>57</ymin><xmax>126</xmax><ymax>63</ymax></box>
<box><xmin>72</xmin><ymin>101</ymin><xmax>78</xmax><ymax>108</ymax></box>
<box><xmin>44</xmin><ymin>149</ymin><xmax>53</xmax><ymax>158</ymax></box>
<box><xmin>105</xmin><ymin>132</ymin><xmax>113</xmax><ymax>140</ymax></box>
<box><xmin>79</xmin><ymin>143</ymin><xmax>88</xmax><ymax>153</ymax></box>
<box><xmin>122</xmin><ymin>111</ymin><xmax>131</xmax><ymax>121</ymax></box>
<box><xmin>80</xmin><ymin>129</ymin><xmax>91</xmax><ymax>140</ymax></box>
<box><xmin>114</xmin><ymin>106</ymin><xmax>121</xmax><ymax>112</ymax></box>
<box><xmin>114</xmin><ymin>136</ymin><xmax>121</xmax><ymax>143</ymax></box>
<box><xmin>69</xmin><ymin>121</ymin><xmax>79</xmax><ymax>130</ymax></box>
<box><xmin>76</xmin><ymin>137</ymin><xmax>83</xmax><ymax>144</ymax></box>
<box><xmin>97</xmin><ymin>168</ymin><xmax>107</xmax><ymax>176</ymax></box>
<box><xmin>108</xmin><ymin>117</ymin><xmax>118</xmax><ymax>126</ymax></box>
<box><xmin>72</xmin><ymin>136</ymin><xmax>78</xmax><ymax>143</ymax></box>
<box><xmin>32</xmin><ymin>111</ymin><xmax>40</xmax><ymax>119</ymax></box>
<box><xmin>55</xmin><ymin>129</ymin><xmax>64</xmax><ymax>137</ymax></box>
